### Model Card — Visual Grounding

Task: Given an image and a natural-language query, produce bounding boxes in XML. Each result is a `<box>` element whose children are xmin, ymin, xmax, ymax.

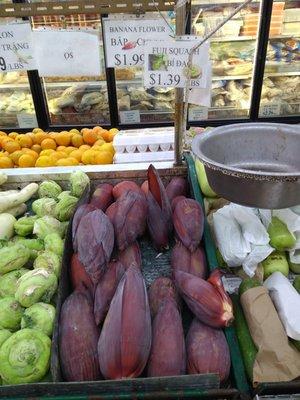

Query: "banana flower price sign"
<box><xmin>143</xmin><ymin>38</ymin><xmax>210</xmax><ymax>89</ymax></box>
<box><xmin>103</xmin><ymin>17</ymin><xmax>174</xmax><ymax>68</ymax></box>
<box><xmin>0</xmin><ymin>22</ymin><xmax>36</xmax><ymax>72</ymax></box>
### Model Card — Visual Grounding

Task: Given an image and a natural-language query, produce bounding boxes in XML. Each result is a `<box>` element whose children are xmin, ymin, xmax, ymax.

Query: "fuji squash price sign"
<box><xmin>103</xmin><ymin>17</ymin><xmax>173</xmax><ymax>68</ymax></box>
<box><xmin>144</xmin><ymin>39</ymin><xmax>210</xmax><ymax>89</ymax></box>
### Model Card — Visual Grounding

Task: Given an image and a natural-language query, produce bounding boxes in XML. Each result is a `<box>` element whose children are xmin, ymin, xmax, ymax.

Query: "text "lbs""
<box><xmin>64</xmin><ymin>52</ymin><xmax>74</xmax><ymax>60</ymax></box>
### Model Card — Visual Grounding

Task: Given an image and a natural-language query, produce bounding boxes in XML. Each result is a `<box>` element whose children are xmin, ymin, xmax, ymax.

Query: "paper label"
<box><xmin>119</xmin><ymin>110</ymin><xmax>140</xmax><ymax>124</ymax></box>
<box><xmin>144</xmin><ymin>38</ymin><xmax>209</xmax><ymax>88</ymax></box>
<box><xmin>17</xmin><ymin>113</ymin><xmax>38</xmax><ymax>128</ymax></box>
<box><xmin>189</xmin><ymin>106</ymin><xmax>209</xmax><ymax>121</ymax></box>
<box><xmin>0</xmin><ymin>22</ymin><xmax>36</xmax><ymax>72</ymax></box>
<box><xmin>260</xmin><ymin>103</ymin><xmax>281</xmax><ymax>117</ymax></box>
<box><xmin>33</xmin><ymin>30</ymin><xmax>101</xmax><ymax>77</ymax></box>
<box><xmin>103</xmin><ymin>18</ymin><xmax>173</xmax><ymax>68</ymax></box>
<box><xmin>221</xmin><ymin>276</ymin><xmax>242</xmax><ymax>294</ymax></box>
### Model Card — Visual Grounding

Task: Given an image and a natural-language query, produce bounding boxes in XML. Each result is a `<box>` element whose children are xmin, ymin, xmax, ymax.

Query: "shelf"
<box><xmin>192</xmin><ymin>0</ymin><xmax>260</xmax><ymax>5</ymax></box>
<box><xmin>212</xmin><ymin>75</ymin><xmax>252</xmax><ymax>81</ymax></box>
<box><xmin>265</xmin><ymin>71</ymin><xmax>300</xmax><ymax>77</ymax></box>
<box><xmin>209</xmin><ymin>33</ymin><xmax>300</xmax><ymax>42</ymax></box>
<box><xmin>0</xmin><ymin>84</ymin><xmax>31</xmax><ymax>90</ymax></box>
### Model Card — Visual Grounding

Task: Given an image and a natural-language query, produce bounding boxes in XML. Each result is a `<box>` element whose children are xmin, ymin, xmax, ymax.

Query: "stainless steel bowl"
<box><xmin>192</xmin><ymin>123</ymin><xmax>300</xmax><ymax>209</ymax></box>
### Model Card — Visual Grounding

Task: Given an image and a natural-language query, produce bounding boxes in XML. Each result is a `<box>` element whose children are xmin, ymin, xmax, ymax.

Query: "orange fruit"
<box><xmin>55</xmin><ymin>157</ymin><xmax>79</xmax><ymax>166</ymax></box>
<box><xmin>41</xmin><ymin>138</ymin><xmax>57</xmax><ymax>150</ymax></box>
<box><xmin>10</xmin><ymin>150</ymin><xmax>23</xmax><ymax>165</ymax></box>
<box><xmin>32</xmin><ymin>128</ymin><xmax>44</xmax><ymax>134</ymax></box>
<box><xmin>92</xmin><ymin>146</ymin><xmax>103</xmax><ymax>152</ymax></box>
<box><xmin>81</xmin><ymin>128</ymin><xmax>90</xmax><ymax>135</ymax></box>
<box><xmin>100</xmin><ymin>143</ymin><xmax>115</xmax><ymax>155</ymax></box>
<box><xmin>70</xmin><ymin>128</ymin><xmax>80</xmax><ymax>135</ymax></box>
<box><xmin>79</xmin><ymin>145</ymin><xmax>91</xmax><ymax>152</ymax></box>
<box><xmin>94</xmin><ymin>138</ymin><xmax>105</xmax><ymax>147</ymax></box>
<box><xmin>81</xmin><ymin>149</ymin><xmax>97</xmax><ymax>165</ymax></box>
<box><xmin>54</xmin><ymin>131</ymin><xmax>71</xmax><ymax>146</ymax></box>
<box><xmin>26</xmin><ymin>132</ymin><xmax>35</xmax><ymax>141</ymax></box>
<box><xmin>34</xmin><ymin>131</ymin><xmax>48</xmax><ymax>144</ymax></box>
<box><xmin>109</xmin><ymin>128</ymin><xmax>119</xmax><ymax>135</ymax></box>
<box><xmin>95</xmin><ymin>151</ymin><xmax>113</xmax><ymax>165</ymax></box>
<box><xmin>83</xmin><ymin>129</ymin><xmax>98</xmax><ymax>145</ymax></box>
<box><xmin>40</xmin><ymin>149</ymin><xmax>55</xmax><ymax>157</ymax></box>
<box><xmin>35</xmin><ymin>156</ymin><xmax>55</xmax><ymax>167</ymax></box>
<box><xmin>70</xmin><ymin>150</ymin><xmax>83</xmax><ymax>162</ymax></box>
<box><xmin>22</xmin><ymin>149</ymin><xmax>38</xmax><ymax>160</ymax></box>
<box><xmin>0</xmin><ymin>131</ymin><xmax>7</xmax><ymax>137</ymax></box>
<box><xmin>18</xmin><ymin>135</ymin><xmax>33</xmax><ymax>149</ymax></box>
<box><xmin>4</xmin><ymin>140</ymin><xmax>21</xmax><ymax>153</ymax></box>
<box><xmin>55</xmin><ymin>151</ymin><xmax>68</xmax><ymax>159</ymax></box>
<box><xmin>8</xmin><ymin>132</ymin><xmax>19</xmax><ymax>139</ymax></box>
<box><xmin>99</xmin><ymin>130</ymin><xmax>110</xmax><ymax>143</ymax></box>
<box><xmin>31</xmin><ymin>144</ymin><xmax>42</xmax><ymax>154</ymax></box>
<box><xmin>71</xmin><ymin>134</ymin><xmax>84</xmax><ymax>148</ymax></box>
<box><xmin>0</xmin><ymin>156</ymin><xmax>13</xmax><ymax>168</ymax></box>
<box><xmin>64</xmin><ymin>147</ymin><xmax>76</xmax><ymax>155</ymax></box>
<box><xmin>67</xmin><ymin>157</ymin><xmax>79</xmax><ymax>166</ymax></box>
<box><xmin>56</xmin><ymin>146</ymin><xmax>67</xmax><ymax>152</ymax></box>
<box><xmin>18</xmin><ymin>154</ymin><xmax>36</xmax><ymax>168</ymax></box>
<box><xmin>0</xmin><ymin>137</ymin><xmax>13</xmax><ymax>147</ymax></box>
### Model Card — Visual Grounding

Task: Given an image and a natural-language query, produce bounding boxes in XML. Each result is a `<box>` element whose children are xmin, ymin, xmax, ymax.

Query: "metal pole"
<box><xmin>174</xmin><ymin>0</ymin><xmax>188</xmax><ymax>166</ymax></box>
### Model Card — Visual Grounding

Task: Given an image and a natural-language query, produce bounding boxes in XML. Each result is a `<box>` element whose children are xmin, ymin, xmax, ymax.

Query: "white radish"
<box><xmin>0</xmin><ymin>173</ymin><xmax>7</xmax><ymax>186</ymax></box>
<box><xmin>5</xmin><ymin>203</ymin><xmax>27</xmax><ymax>217</ymax></box>
<box><xmin>0</xmin><ymin>183</ymin><xmax>38</xmax><ymax>213</ymax></box>
<box><xmin>0</xmin><ymin>213</ymin><xmax>16</xmax><ymax>240</ymax></box>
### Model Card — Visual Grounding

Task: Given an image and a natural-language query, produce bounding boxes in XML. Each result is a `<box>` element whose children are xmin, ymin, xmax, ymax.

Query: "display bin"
<box><xmin>0</xmin><ymin>162</ymin><xmax>243</xmax><ymax>399</ymax></box>
<box><xmin>185</xmin><ymin>153</ymin><xmax>300</xmax><ymax>399</ymax></box>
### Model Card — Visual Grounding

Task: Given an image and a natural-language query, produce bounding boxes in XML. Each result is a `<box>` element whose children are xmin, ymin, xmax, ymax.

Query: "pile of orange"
<box><xmin>0</xmin><ymin>126</ymin><xmax>118</xmax><ymax>168</ymax></box>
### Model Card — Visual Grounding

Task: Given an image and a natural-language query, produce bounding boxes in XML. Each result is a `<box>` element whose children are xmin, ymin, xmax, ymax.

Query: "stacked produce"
<box><xmin>59</xmin><ymin>165</ymin><xmax>233</xmax><ymax>384</ymax></box>
<box><xmin>195</xmin><ymin>158</ymin><xmax>300</xmax><ymax>385</ymax></box>
<box><xmin>0</xmin><ymin>126</ymin><xmax>117</xmax><ymax>169</ymax></box>
<box><xmin>0</xmin><ymin>171</ymin><xmax>89</xmax><ymax>385</ymax></box>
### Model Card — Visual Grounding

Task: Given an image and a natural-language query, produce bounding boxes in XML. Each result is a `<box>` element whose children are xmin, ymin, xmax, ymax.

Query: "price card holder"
<box><xmin>17</xmin><ymin>113</ymin><xmax>38</xmax><ymax>129</ymax></box>
<box><xmin>189</xmin><ymin>106</ymin><xmax>208</xmax><ymax>121</ymax></box>
<box><xmin>119</xmin><ymin>110</ymin><xmax>141</xmax><ymax>124</ymax></box>
<box><xmin>260</xmin><ymin>103</ymin><xmax>281</xmax><ymax>117</ymax></box>
<box><xmin>0</xmin><ymin>22</ymin><xmax>36</xmax><ymax>72</ymax></box>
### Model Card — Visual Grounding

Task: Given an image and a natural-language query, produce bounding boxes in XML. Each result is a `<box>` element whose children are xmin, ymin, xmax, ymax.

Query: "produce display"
<box><xmin>195</xmin><ymin>158</ymin><xmax>300</xmax><ymax>385</ymax></box>
<box><xmin>0</xmin><ymin>171</ymin><xmax>89</xmax><ymax>384</ymax></box>
<box><xmin>59</xmin><ymin>165</ymin><xmax>233</xmax><ymax>383</ymax></box>
<box><xmin>0</xmin><ymin>127</ymin><xmax>117</xmax><ymax>168</ymax></box>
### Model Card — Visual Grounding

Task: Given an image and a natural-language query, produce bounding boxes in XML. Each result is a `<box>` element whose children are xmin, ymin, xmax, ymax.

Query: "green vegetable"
<box><xmin>0</xmin><ymin>245</ymin><xmax>31</xmax><ymax>274</ymax></box>
<box><xmin>34</xmin><ymin>251</ymin><xmax>61</xmax><ymax>277</ymax></box>
<box><xmin>0</xmin><ymin>213</ymin><xmax>16</xmax><ymax>240</ymax></box>
<box><xmin>0</xmin><ymin>240</ymin><xmax>8</xmax><ymax>249</ymax></box>
<box><xmin>239</xmin><ymin>278</ymin><xmax>261</xmax><ymax>297</ymax></box>
<box><xmin>69</xmin><ymin>171</ymin><xmax>90</xmax><ymax>198</ymax></box>
<box><xmin>291</xmin><ymin>339</ymin><xmax>300</xmax><ymax>352</ymax></box>
<box><xmin>262</xmin><ymin>251</ymin><xmax>289</xmax><ymax>279</ymax></box>
<box><xmin>288</xmin><ymin>255</ymin><xmax>300</xmax><ymax>274</ymax></box>
<box><xmin>0</xmin><ymin>328</ymin><xmax>51</xmax><ymax>384</ymax></box>
<box><xmin>15</xmin><ymin>268</ymin><xmax>58</xmax><ymax>308</ymax></box>
<box><xmin>0</xmin><ymin>297</ymin><xmax>24</xmax><ymax>331</ymax></box>
<box><xmin>57</xmin><ymin>190</ymin><xmax>71</xmax><ymax>201</ymax></box>
<box><xmin>61</xmin><ymin>221</ymin><xmax>69</xmax><ymax>238</ymax></box>
<box><xmin>12</xmin><ymin>237</ymin><xmax>44</xmax><ymax>252</ymax></box>
<box><xmin>55</xmin><ymin>195</ymin><xmax>78</xmax><ymax>222</ymax></box>
<box><xmin>268</xmin><ymin>216</ymin><xmax>296</xmax><ymax>251</ymax></box>
<box><xmin>216</xmin><ymin>248</ymin><xmax>227</xmax><ymax>267</ymax></box>
<box><xmin>195</xmin><ymin>158</ymin><xmax>217</xmax><ymax>198</ymax></box>
<box><xmin>38</xmin><ymin>180</ymin><xmax>62</xmax><ymax>200</ymax></box>
<box><xmin>294</xmin><ymin>276</ymin><xmax>300</xmax><ymax>294</ymax></box>
<box><xmin>232</xmin><ymin>295</ymin><xmax>257</xmax><ymax>382</ymax></box>
<box><xmin>0</xmin><ymin>268</ymin><xmax>30</xmax><ymax>297</ymax></box>
<box><xmin>32</xmin><ymin>198</ymin><xmax>57</xmax><ymax>218</ymax></box>
<box><xmin>21</xmin><ymin>303</ymin><xmax>55</xmax><ymax>337</ymax></box>
<box><xmin>44</xmin><ymin>233</ymin><xmax>64</xmax><ymax>256</ymax></box>
<box><xmin>0</xmin><ymin>329</ymin><xmax>12</xmax><ymax>348</ymax></box>
<box><xmin>14</xmin><ymin>215</ymin><xmax>38</xmax><ymax>237</ymax></box>
<box><xmin>33</xmin><ymin>216</ymin><xmax>63</xmax><ymax>240</ymax></box>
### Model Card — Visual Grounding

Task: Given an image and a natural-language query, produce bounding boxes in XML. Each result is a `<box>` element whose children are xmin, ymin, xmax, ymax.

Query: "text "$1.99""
<box><xmin>115</xmin><ymin>53</ymin><xmax>144</xmax><ymax>66</ymax></box>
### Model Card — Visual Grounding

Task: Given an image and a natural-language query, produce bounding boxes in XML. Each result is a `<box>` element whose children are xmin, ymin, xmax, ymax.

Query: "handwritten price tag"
<box><xmin>119</xmin><ymin>110</ymin><xmax>140</xmax><ymax>124</ymax></box>
<box><xmin>260</xmin><ymin>103</ymin><xmax>281</xmax><ymax>117</ymax></box>
<box><xmin>33</xmin><ymin>30</ymin><xmax>101</xmax><ymax>77</ymax></box>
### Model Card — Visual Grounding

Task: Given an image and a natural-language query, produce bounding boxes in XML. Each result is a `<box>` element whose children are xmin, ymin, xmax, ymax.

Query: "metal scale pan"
<box><xmin>192</xmin><ymin>123</ymin><xmax>300</xmax><ymax>209</ymax></box>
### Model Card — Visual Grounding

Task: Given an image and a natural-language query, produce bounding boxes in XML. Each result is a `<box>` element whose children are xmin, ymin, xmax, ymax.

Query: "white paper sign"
<box><xmin>33</xmin><ymin>30</ymin><xmax>101</xmax><ymax>77</ymax></box>
<box><xmin>189</xmin><ymin>106</ymin><xmax>208</xmax><ymax>121</ymax></box>
<box><xmin>17</xmin><ymin>113</ymin><xmax>38</xmax><ymax>128</ymax></box>
<box><xmin>103</xmin><ymin>18</ymin><xmax>173</xmax><ymax>68</ymax></box>
<box><xmin>119</xmin><ymin>110</ymin><xmax>140</xmax><ymax>124</ymax></box>
<box><xmin>0</xmin><ymin>22</ymin><xmax>36</xmax><ymax>72</ymax></box>
<box><xmin>144</xmin><ymin>39</ymin><xmax>209</xmax><ymax>89</ymax></box>
<box><xmin>260</xmin><ymin>103</ymin><xmax>281</xmax><ymax>117</ymax></box>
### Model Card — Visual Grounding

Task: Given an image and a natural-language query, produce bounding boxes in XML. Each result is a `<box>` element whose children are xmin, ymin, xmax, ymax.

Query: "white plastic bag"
<box><xmin>264</xmin><ymin>272</ymin><xmax>300</xmax><ymax>340</ymax></box>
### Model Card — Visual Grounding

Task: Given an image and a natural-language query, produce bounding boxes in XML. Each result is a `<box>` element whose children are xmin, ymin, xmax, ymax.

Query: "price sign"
<box><xmin>33</xmin><ymin>30</ymin><xmax>101</xmax><ymax>77</ymax></box>
<box><xmin>189</xmin><ymin>106</ymin><xmax>208</xmax><ymax>121</ymax></box>
<box><xmin>103</xmin><ymin>18</ymin><xmax>173</xmax><ymax>68</ymax></box>
<box><xmin>119</xmin><ymin>110</ymin><xmax>140</xmax><ymax>124</ymax></box>
<box><xmin>17</xmin><ymin>113</ymin><xmax>38</xmax><ymax>129</ymax></box>
<box><xmin>0</xmin><ymin>22</ymin><xmax>36</xmax><ymax>72</ymax></box>
<box><xmin>144</xmin><ymin>39</ymin><xmax>209</xmax><ymax>89</ymax></box>
<box><xmin>260</xmin><ymin>103</ymin><xmax>281</xmax><ymax>117</ymax></box>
